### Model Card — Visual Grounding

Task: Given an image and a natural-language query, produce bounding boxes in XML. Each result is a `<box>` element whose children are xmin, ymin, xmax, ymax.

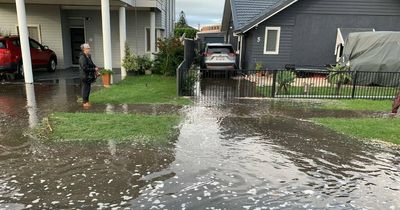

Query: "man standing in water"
<box><xmin>79</xmin><ymin>43</ymin><xmax>98</xmax><ymax>108</ymax></box>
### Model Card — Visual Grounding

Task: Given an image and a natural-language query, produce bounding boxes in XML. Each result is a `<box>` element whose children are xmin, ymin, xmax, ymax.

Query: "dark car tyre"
<box><xmin>47</xmin><ymin>58</ymin><xmax>57</xmax><ymax>72</ymax></box>
<box><xmin>17</xmin><ymin>62</ymin><xmax>24</xmax><ymax>79</ymax></box>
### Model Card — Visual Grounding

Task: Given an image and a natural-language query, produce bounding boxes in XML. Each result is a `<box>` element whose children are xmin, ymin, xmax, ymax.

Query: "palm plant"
<box><xmin>327</xmin><ymin>64</ymin><xmax>352</xmax><ymax>95</ymax></box>
<box><xmin>277</xmin><ymin>70</ymin><xmax>296</xmax><ymax>94</ymax></box>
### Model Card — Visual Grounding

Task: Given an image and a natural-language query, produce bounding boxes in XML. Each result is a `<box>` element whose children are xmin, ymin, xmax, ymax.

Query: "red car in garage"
<box><xmin>0</xmin><ymin>36</ymin><xmax>57</xmax><ymax>77</ymax></box>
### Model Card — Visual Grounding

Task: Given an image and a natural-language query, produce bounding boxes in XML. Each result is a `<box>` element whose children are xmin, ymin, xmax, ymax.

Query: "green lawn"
<box><xmin>43</xmin><ymin>112</ymin><xmax>180</xmax><ymax>144</ymax></box>
<box><xmin>314</xmin><ymin>117</ymin><xmax>400</xmax><ymax>145</ymax></box>
<box><xmin>258</xmin><ymin>86</ymin><xmax>398</xmax><ymax>97</ymax></box>
<box><xmin>321</xmin><ymin>99</ymin><xmax>392</xmax><ymax>112</ymax></box>
<box><xmin>91</xmin><ymin>75</ymin><xmax>190</xmax><ymax>105</ymax></box>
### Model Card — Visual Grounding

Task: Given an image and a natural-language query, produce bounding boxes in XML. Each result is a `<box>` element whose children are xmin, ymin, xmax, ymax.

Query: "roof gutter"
<box><xmin>240</xmin><ymin>0</ymin><xmax>298</xmax><ymax>34</ymax></box>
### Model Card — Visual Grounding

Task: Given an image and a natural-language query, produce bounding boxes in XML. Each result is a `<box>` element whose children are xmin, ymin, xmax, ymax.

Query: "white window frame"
<box><xmin>16</xmin><ymin>24</ymin><xmax>42</xmax><ymax>43</ymax></box>
<box><xmin>263</xmin><ymin>26</ymin><xmax>281</xmax><ymax>55</ymax></box>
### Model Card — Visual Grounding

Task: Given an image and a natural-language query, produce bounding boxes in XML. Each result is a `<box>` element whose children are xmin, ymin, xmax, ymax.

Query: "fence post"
<box><xmin>176</xmin><ymin>65</ymin><xmax>180</xmax><ymax>96</ymax></box>
<box><xmin>351</xmin><ymin>71</ymin><xmax>358</xmax><ymax>99</ymax></box>
<box><xmin>271</xmin><ymin>70</ymin><xmax>277</xmax><ymax>98</ymax></box>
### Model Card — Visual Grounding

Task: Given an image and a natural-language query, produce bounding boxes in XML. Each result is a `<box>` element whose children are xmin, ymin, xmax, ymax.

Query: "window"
<box><xmin>0</xmin><ymin>41</ymin><xmax>5</xmax><ymax>49</ymax></box>
<box><xmin>16</xmin><ymin>25</ymin><xmax>41</xmax><ymax>43</ymax></box>
<box><xmin>29</xmin><ymin>39</ymin><xmax>42</xmax><ymax>50</ymax></box>
<box><xmin>206</xmin><ymin>46</ymin><xmax>234</xmax><ymax>54</ymax></box>
<box><xmin>264</xmin><ymin>27</ymin><xmax>281</xmax><ymax>55</ymax></box>
<box><xmin>145</xmin><ymin>28</ymin><xmax>165</xmax><ymax>52</ymax></box>
<box><xmin>12</xmin><ymin>39</ymin><xmax>20</xmax><ymax>46</ymax></box>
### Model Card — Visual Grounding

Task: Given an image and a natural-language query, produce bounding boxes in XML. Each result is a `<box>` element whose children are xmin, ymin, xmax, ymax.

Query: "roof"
<box><xmin>223</xmin><ymin>0</ymin><xmax>298</xmax><ymax>33</ymax></box>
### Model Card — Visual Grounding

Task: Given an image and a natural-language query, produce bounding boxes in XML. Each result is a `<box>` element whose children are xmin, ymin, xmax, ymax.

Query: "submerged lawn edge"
<box><xmin>36</xmin><ymin>112</ymin><xmax>182</xmax><ymax>145</ymax></box>
<box><xmin>312</xmin><ymin>117</ymin><xmax>400</xmax><ymax>145</ymax></box>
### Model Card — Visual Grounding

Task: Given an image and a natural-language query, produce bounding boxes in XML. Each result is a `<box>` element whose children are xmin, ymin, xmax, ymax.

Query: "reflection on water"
<box><xmin>131</xmin><ymin>102</ymin><xmax>400</xmax><ymax>209</ymax></box>
<box><xmin>0</xmin><ymin>79</ymin><xmax>399</xmax><ymax>209</ymax></box>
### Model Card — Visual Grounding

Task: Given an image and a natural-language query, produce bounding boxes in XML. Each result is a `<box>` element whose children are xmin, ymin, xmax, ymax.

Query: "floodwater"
<box><xmin>0</xmin><ymin>74</ymin><xmax>399</xmax><ymax>209</ymax></box>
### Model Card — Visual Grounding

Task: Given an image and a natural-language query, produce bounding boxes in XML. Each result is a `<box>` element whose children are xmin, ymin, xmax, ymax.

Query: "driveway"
<box><xmin>0</xmin><ymin>78</ymin><xmax>399</xmax><ymax>209</ymax></box>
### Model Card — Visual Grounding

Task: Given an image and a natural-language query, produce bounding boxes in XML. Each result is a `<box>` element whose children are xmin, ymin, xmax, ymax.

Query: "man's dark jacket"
<box><xmin>79</xmin><ymin>53</ymin><xmax>97</xmax><ymax>83</ymax></box>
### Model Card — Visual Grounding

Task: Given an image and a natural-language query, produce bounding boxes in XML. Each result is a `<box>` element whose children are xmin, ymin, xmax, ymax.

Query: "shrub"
<box><xmin>174</xmin><ymin>28</ymin><xmax>197</xmax><ymax>39</ymax></box>
<box><xmin>182</xmin><ymin>69</ymin><xmax>199</xmax><ymax>96</ymax></box>
<box><xmin>136</xmin><ymin>55</ymin><xmax>153</xmax><ymax>73</ymax></box>
<box><xmin>99</xmin><ymin>69</ymin><xmax>114</xmax><ymax>75</ymax></box>
<box><xmin>153</xmin><ymin>37</ymin><xmax>184</xmax><ymax>76</ymax></box>
<box><xmin>255</xmin><ymin>62</ymin><xmax>263</xmax><ymax>71</ymax></box>
<box><xmin>327</xmin><ymin>64</ymin><xmax>352</xmax><ymax>95</ymax></box>
<box><xmin>122</xmin><ymin>44</ymin><xmax>138</xmax><ymax>72</ymax></box>
<box><xmin>277</xmin><ymin>70</ymin><xmax>296</xmax><ymax>94</ymax></box>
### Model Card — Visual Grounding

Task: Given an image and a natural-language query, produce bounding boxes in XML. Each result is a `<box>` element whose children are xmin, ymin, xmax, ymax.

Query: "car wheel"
<box><xmin>17</xmin><ymin>63</ymin><xmax>24</xmax><ymax>79</ymax></box>
<box><xmin>48</xmin><ymin>58</ymin><xmax>57</xmax><ymax>72</ymax></box>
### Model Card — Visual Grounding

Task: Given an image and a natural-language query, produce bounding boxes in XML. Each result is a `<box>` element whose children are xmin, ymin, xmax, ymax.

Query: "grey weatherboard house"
<box><xmin>0</xmin><ymin>0</ymin><xmax>176</xmax><ymax>70</ymax></box>
<box><xmin>221</xmin><ymin>0</ymin><xmax>400</xmax><ymax>70</ymax></box>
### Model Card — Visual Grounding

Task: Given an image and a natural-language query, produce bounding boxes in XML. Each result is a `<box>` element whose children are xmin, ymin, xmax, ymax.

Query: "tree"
<box><xmin>176</xmin><ymin>11</ymin><xmax>188</xmax><ymax>28</ymax></box>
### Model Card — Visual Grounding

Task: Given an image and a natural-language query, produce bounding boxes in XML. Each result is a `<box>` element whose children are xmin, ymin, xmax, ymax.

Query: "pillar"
<box><xmin>25</xmin><ymin>84</ymin><xmax>38</xmax><ymax>128</ymax></box>
<box><xmin>15</xmin><ymin>0</ymin><xmax>33</xmax><ymax>84</ymax></box>
<box><xmin>150</xmin><ymin>10</ymin><xmax>156</xmax><ymax>60</ymax></box>
<box><xmin>101</xmin><ymin>0</ymin><xmax>112</xmax><ymax>70</ymax></box>
<box><xmin>119</xmin><ymin>6</ymin><xmax>127</xmax><ymax>79</ymax></box>
<box><xmin>239</xmin><ymin>35</ymin><xmax>244</xmax><ymax>69</ymax></box>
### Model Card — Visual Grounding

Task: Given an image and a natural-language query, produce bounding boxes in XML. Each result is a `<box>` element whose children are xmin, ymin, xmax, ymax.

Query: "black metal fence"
<box><xmin>176</xmin><ymin>39</ymin><xmax>197</xmax><ymax>96</ymax></box>
<box><xmin>178</xmin><ymin>69</ymin><xmax>400</xmax><ymax>99</ymax></box>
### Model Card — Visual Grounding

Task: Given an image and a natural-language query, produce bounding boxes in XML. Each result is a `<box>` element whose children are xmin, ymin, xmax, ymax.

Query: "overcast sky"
<box><xmin>176</xmin><ymin>0</ymin><xmax>225</xmax><ymax>29</ymax></box>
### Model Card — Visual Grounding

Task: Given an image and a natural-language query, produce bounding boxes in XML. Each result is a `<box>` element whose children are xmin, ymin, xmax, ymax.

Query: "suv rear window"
<box><xmin>0</xmin><ymin>41</ymin><xmax>5</xmax><ymax>49</ymax></box>
<box><xmin>12</xmin><ymin>40</ymin><xmax>20</xmax><ymax>46</ymax></box>
<box><xmin>207</xmin><ymin>46</ymin><xmax>234</xmax><ymax>54</ymax></box>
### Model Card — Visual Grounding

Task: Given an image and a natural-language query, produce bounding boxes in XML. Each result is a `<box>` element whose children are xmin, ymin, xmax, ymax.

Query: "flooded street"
<box><xmin>0</xmin><ymin>75</ymin><xmax>399</xmax><ymax>209</ymax></box>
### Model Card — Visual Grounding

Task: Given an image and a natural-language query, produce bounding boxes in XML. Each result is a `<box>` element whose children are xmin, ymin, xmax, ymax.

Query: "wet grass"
<box><xmin>314</xmin><ymin>117</ymin><xmax>400</xmax><ymax>145</ymax></box>
<box><xmin>42</xmin><ymin>112</ymin><xmax>180</xmax><ymax>144</ymax></box>
<box><xmin>321</xmin><ymin>100</ymin><xmax>392</xmax><ymax>112</ymax></box>
<box><xmin>91</xmin><ymin>75</ymin><xmax>191</xmax><ymax>105</ymax></box>
<box><xmin>258</xmin><ymin>86</ymin><xmax>398</xmax><ymax>97</ymax></box>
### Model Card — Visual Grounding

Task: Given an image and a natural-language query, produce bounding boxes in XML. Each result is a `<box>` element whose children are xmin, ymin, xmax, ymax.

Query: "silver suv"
<box><xmin>203</xmin><ymin>43</ymin><xmax>237</xmax><ymax>70</ymax></box>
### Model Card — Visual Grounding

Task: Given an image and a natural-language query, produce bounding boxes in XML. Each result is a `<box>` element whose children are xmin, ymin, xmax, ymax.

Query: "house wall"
<box><xmin>0</xmin><ymin>4</ymin><xmax>65</xmax><ymax>68</ymax></box>
<box><xmin>243</xmin><ymin>0</ymin><xmax>400</xmax><ymax>70</ymax></box>
<box><xmin>50</xmin><ymin>9</ymin><xmax>164</xmax><ymax>69</ymax></box>
<box><xmin>0</xmin><ymin>1</ymin><xmax>174</xmax><ymax>69</ymax></box>
<box><xmin>60</xmin><ymin>10</ymin><xmax>72</xmax><ymax>68</ymax></box>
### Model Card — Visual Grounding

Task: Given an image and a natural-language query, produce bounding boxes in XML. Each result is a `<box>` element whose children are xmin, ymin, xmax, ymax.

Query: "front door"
<box><xmin>70</xmin><ymin>28</ymin><xmax>85</xmax><ymax>65</ymax></box>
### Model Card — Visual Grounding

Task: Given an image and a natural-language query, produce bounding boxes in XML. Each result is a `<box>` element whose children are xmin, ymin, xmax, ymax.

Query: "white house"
<box><xmin>0</xmin><ymin>0</ymin><xmax>175</xmax><ymax>83</ymax></box>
